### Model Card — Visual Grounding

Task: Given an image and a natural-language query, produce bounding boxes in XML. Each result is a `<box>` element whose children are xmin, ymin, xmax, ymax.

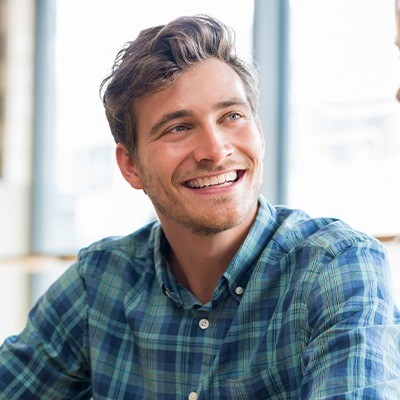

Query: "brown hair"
<box><xmin>100</xmin><ymin>15</ymin><xmax>259</xmax><ymax>156</ymax></box>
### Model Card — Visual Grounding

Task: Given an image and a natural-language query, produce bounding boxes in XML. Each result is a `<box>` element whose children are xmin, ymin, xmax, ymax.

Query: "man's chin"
<box><xmin>186</xmin><ymin>219</ymin><xmax>240</xmax><ymax>236</ymax></box>
<box><xmin>152</xmin><ymin>189</ymin><xmax>260</xmax><ymax>236</ymax></box>
<box><xmin>178</xmin><ymin>207</ymin><xmax>254</xmax><ymax>236</ymax></box>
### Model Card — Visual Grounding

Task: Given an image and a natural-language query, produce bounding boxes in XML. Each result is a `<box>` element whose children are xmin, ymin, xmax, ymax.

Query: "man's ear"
<box><xmin>115</xmin><ymin>143</ymin><xmax>145</xmax><ymax>189</ymax></box>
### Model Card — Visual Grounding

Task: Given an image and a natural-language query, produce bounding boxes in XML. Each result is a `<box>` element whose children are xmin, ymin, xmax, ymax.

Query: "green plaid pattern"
<box><xmin>1</xmin><ymin>197</ymin><xmax>400</xmax><ymax>399</ymax></box>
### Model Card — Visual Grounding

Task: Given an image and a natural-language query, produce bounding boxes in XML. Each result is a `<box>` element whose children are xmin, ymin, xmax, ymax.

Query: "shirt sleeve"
<box><xmin>300</xmin><ymin>238</ymin><xmax>400</xmax><ymax>399</ymax></box>
<box><xmin>0</xmin><ymin>261</ymin><xmax>91</xmax><ymax>399</ymax></box>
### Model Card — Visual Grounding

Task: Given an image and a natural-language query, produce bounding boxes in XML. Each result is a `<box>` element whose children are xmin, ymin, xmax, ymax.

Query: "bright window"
<box><xmin>287</xmin><ymin>0</ymin><xmax>400</xmax><ymax>236</ymax></box>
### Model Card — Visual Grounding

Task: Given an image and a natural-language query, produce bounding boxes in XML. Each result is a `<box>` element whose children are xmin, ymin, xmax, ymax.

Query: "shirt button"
<box><xmin>188</xmin><ymin>391</ymin><xmax>198</xmax><ymax>400</ymax></box>
<box><xmin>235</xmin><ymin>286</ymin><xmax>244</xmax><ymax>295</ymax></box>
<box><xmin>198</xmin><ymin>318</ymin><xmax>209</xmax><ymax>330</ymax></box>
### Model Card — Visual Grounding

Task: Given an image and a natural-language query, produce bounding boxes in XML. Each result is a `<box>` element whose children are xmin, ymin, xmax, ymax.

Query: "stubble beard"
<box><xmin>141</xmin><ymin>166</ymin><xmax>263</xmax><ymax>237</ymax></box>
<box><xmin>153</xmin><ymin>192</ymin><xmax>259</xmax><ymax>236</ymax></box>
<box><xmin>158</xmin><ymin>193</ymin><xmax>257</xmax><ymax>236</ymax></box>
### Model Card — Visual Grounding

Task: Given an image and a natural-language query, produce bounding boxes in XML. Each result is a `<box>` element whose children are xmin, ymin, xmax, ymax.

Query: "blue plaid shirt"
<box><xmin>1</xmin><ymin>197</ymin><xmax>400</xmax><ymax>399</ymax></box>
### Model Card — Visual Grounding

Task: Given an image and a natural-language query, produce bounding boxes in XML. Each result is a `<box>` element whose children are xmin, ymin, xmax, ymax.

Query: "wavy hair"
<box><xmin>100</xmin><ymin>15</ymin><xmax>259</xmax><ymax>156</ymax></box>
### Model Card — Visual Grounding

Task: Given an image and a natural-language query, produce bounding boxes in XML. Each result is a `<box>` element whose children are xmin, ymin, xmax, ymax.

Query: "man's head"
<box><xmin>104</xmin><ymin>15</ymin><xmax>264</xmax><ymax>236</ymax></box>
<box><xmin>100</xmin><ymin>15</ymin><xmax>259</xmax><ymax>157</ymax></box>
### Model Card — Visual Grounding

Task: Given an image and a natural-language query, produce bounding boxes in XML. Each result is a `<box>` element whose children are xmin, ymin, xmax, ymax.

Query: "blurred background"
<box><xmin>0</xmin><ymin>0</ymin><xmax>399</xmax><ymax>343</ymax></box>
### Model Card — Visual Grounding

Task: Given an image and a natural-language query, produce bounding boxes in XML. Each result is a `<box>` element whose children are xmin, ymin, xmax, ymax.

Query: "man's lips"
<box><xmin>184</xmin><ymin>170</ymin><xmax>242</xmax><ymax>189</ymax></box>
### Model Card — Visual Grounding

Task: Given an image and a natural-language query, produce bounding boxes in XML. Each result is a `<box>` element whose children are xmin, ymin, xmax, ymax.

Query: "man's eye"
<box><xmin>228</xmin><ymin>113</ymin><xmax>242</xmax><ymax>121</ymax></box>
<box><xmin>169</xmin><ymin>125</ymin><xmax>188</xmax><ymax>134</ymax></box>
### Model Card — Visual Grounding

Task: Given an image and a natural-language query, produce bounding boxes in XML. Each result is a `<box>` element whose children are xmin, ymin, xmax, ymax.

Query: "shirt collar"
<box><xmin>222</xmin><ymin>195</ymin><xmax>278</xmax><ymax>302</ymax></box>
<box><xmin>153</xmin><ymin>227</ymin><xmax>185</xmax><ymax>307</ymax></box>
<box><xmin>153</xmin><ymin>195</ymin><xmax>279</xmax><ymax>307</ymax></box>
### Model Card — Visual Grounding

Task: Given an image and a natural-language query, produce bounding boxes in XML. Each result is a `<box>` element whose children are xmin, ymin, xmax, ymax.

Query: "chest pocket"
<box><xmin>213</xmin><ymin>364</ymin><xmax>290</xmax><ymax>400</ymax></box>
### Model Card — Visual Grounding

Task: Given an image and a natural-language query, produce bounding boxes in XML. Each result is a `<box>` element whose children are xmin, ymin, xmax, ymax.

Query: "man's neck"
<box><xmin>159</xmin><ymin>210</ymin><xmax>257</xmax><ymax>304</ymax></box>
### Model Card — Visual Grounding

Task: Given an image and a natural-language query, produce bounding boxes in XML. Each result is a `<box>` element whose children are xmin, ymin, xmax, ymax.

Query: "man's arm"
<box><xmin>0</xmin><ymin>262</ymin><xmax>91</xmax><ymax>399</ymax></box>
<box><xmin>301</xmin><ymin>239</ymin><xmax>400</xmax><ymax>399</ymax></box>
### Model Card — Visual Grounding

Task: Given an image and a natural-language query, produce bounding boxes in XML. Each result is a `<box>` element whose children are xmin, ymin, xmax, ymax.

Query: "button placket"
<box><xmin>188</xmin><ymin>391</ymin><xmax>198</xmax><ymax>400</ymax></box>
<box><xmin>188</xmin><ymin>392</ymin><xmax>199</xmax><ymax>400</ymax></box>
<box><xmin>235</xmin><ymin>286</ymin><xmax>244</xmax><ymax>295</ymax></box>
<box><xmin>198</xmin><ymin>318</ymin><xmax>209</xmax><ymax>330</ymax></box>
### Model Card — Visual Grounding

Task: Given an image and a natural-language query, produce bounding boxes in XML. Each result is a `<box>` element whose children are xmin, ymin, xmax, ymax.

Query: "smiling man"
<box><xmin>1</xmin><ymin>14</ymin><xmax>400</xmax><ymax>399</ymax></box>
<box><xmin>116</xmin><ymin>57</ymin><xmax>264</xmax><ymax>303</ymax></box>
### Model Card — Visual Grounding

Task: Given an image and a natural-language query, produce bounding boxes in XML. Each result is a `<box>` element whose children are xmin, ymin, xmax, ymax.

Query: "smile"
<box><xmin>185</xmin><ymin>170</ymin><xmax>240</xmax><ymax>189</ymax></box>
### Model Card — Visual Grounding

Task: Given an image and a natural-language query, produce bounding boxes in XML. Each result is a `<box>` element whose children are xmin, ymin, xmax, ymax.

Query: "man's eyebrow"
<box><xmin>213</xmin><ymin>97</ymin><xmax>250</xmax><ymax>110</ymax></box>
<box><xmin>149</xmin><ymin>98</ymin><xmax>250</xmax><ymax>135</ymax></box>
<box><xmin>150</xmin><ymin>110</ymin><xmax>192</xmax><ymax>135</ymax></box>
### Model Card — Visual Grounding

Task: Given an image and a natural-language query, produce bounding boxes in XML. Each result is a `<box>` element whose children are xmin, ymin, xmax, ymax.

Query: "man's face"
<box><xmin>128</xmin><ymin>58</ymin><xmax>264</xmax><ymax>235</ymax></box>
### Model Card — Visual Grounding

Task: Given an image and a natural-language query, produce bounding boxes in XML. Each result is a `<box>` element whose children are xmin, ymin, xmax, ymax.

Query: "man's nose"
<box><xmin>192</xmin><ymin>124</ymin><xmax>234</xmax><ymax>164</ymax></box>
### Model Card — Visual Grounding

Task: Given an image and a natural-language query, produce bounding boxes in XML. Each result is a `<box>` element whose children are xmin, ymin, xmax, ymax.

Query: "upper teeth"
<box><xmin>186</xmin><ymin>171</ymin><xmax>238</xmax><ymax>188</ymax></box>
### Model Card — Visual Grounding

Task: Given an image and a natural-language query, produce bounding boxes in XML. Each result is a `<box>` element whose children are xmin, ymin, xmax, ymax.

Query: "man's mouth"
<box><xmin>184</xmin><ymin>170</ymin><xmax>241</xmax><ymax>189</ymax></box>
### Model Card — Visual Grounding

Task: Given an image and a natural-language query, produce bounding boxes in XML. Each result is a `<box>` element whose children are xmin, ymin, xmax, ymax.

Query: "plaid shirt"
<box><xmin>1</xmin><ymin>197</ymin><xmax>400</xmax><ymax>399</ymax></box>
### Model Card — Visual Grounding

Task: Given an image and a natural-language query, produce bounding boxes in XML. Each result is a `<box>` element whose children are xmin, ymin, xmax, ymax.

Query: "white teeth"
<box><xmin>210</xmin><ymin>176</ymin><xmax>218</xmax><ymax>185</ymax></box>
<box><xmin>186</xmin><ymin>171</ymin><xmax>238</xmax><ymax>188</ymax></box>
<box><xmin>217</xmin><ymin>175</ymin><xmax>225</xmax><ymax>184</ymax></box>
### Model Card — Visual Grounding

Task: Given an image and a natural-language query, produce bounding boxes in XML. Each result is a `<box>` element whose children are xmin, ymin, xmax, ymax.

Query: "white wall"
<box><xmin>0</xmin><ymin>0</ymin><xmax>35</xmax><ymax>257</ymax></box>
<box><xmin>0</xmin><ymin>184</ymin><xmax>30</xmax><ymax>256</ymax></box>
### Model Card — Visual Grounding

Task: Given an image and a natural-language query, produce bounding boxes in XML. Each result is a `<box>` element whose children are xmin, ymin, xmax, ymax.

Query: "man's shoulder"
<box><xmin>271</xmin><ymin>205</ymin><xmax>383</xmax><ymax>257</ymax></box>
<box><xmin>263</xmin><ymin>206</ymin><xmax>388</xmax><ymax>299</ymax></box>
<box><xmin>76</xmin><ymin>220</ymin><xmax>160</xmax><ymax>277</ymax></box>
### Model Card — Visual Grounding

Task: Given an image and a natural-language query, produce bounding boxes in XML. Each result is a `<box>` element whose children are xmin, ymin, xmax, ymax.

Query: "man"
<box><xmin>1</xmin><ymin>14</ymin><xmax>400</xmax><ymax>399</ymax></box>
